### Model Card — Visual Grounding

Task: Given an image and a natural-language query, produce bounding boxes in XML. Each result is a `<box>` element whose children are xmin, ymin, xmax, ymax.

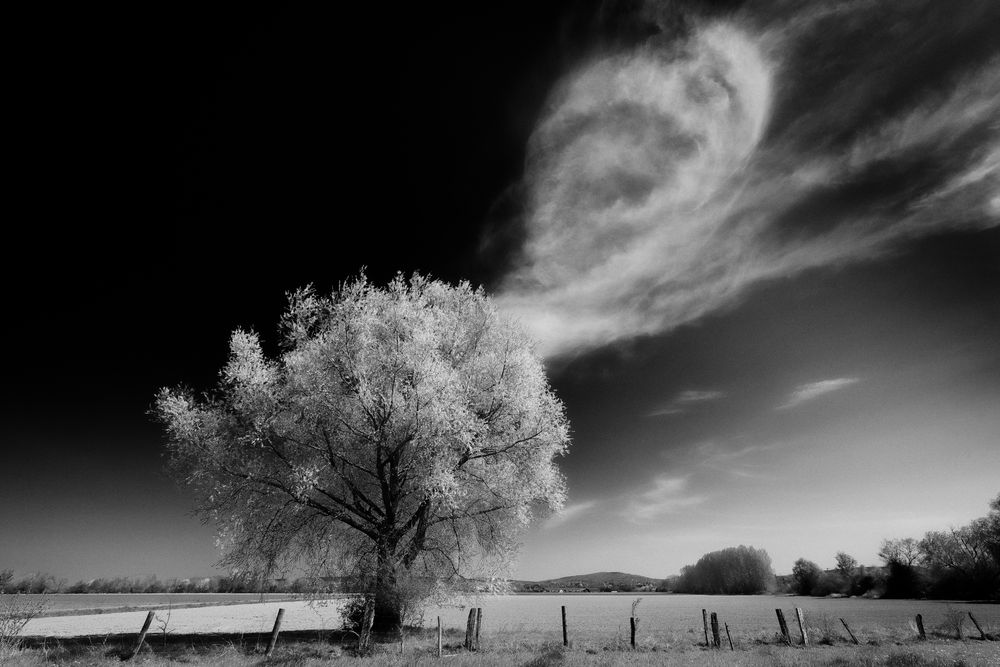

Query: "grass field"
<box><xmin>10</xmin><ymin>594</ymin><xmax>1000</xmax><ymax>665</ymax></box>
<box><xmin>20</xmin><ymin>593</ymin><xmax>302</xmax><ymax>617</ymax></box>
<box><xmin>19</xmin><ymin>594</ymin><xmax>1000</xmax><ymax>641</ymax></box>
<box><xmin>418</xmin><ymin>594</ymin><xmax>1000</xmax><ymax>647</ymax></box>
<box><xmin>8</xmin><ymin>631</ymin><xmax>1000</xmax><ymax>666</ymax></box>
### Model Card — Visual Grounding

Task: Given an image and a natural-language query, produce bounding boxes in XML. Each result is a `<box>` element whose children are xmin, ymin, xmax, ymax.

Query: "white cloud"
<box><xmin>777</xmin><ymin>377</ymin><xmax>860</xmax><ymax>410</ymax></box>
<box><xmin>496</xmin><ymin>19</ymin><xmax>1000</xmax><ymax>360</ymax></box>
<box><xmin>647</xmin><ymin>389</ymin><xmax>725</xmax><ymax>417</ymax></box>
<box><xmin>677</xmin><ymin>390</ymin><xmax>726</xmax><ymax>403</ymax></box>
<box><xmin>623</xmin><ymin>475</ymin><xmax>707</xmax><ymax>522</ymax></box>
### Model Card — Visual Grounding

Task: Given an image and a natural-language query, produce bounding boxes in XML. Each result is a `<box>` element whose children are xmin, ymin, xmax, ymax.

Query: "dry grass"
<box><xmin>0</xmin><ymin>594</ymin><xmax>47</xmax><ymax>659</ymax></box>
<box><xmin>4</xmin><ymin>631</ymin><xmax>999</xmax><ymax>666</ymax></box>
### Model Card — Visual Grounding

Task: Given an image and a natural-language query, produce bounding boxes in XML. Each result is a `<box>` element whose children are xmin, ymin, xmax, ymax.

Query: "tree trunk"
<box><xmin>372</xmin><ymin>543</ymin><xmax>402</xmax><ymax>634</ymax></box>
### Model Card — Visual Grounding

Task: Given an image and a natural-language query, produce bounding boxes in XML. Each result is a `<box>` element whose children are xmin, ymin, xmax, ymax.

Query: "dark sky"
<box><xmin>3</xmin><ymin>1</ymin><xmax>998</xmax><ymax>582</ymax></box>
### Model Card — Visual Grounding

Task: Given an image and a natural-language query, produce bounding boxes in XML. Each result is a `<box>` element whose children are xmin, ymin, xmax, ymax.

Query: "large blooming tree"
<box><xmin>155</xmin><ymin>275</ymin><xmax>570</xmax><ymax>630</ymax></box>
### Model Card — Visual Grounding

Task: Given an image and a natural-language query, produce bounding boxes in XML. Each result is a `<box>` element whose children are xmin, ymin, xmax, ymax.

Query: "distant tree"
<box><xmin>155</xmin><ymin>274</ymin><xmax>570</xmax><ymax>632</ymax></box>
<box><xmin>878</xmin><ymin>537</ymin><xmax>923</xmax><ymax>598</ymax></box>
<box><xmin>833</xmin><ymin>552</ymin><xmax>859</xmax><ymax>595</ymax></box>
<box><xmin>850</xmin><ymin>566</ymin><xmax>879</xmax><ymax>597</ymax></box>
<box><xmin>878</xmin><ymin>538</ymin><xmax>920</xmax><ymax>567</ymax></box>
<box><xmin>791</xmin><ymin>558</ymin><xmax>822</xmax><ymax>596</ymax></box>
<box><xmin>11</xmin><ymin>572</ymin><xmax>64</xmax><ymax>594</ymax></box>
<box><xmin>673</xmin><ymin>546</ymin><xmax>774</xmax><ymax>594</ymax></box>
<box><xmin>835</xmin><ymin>552</ymin><xmax>857</xmax><ymax>580</ymax></box>
<box><xmin>883</xmin><ymin>560</ymin><xmax>923</xmax><ymax>599</ymax></box>
<box><xmin>65</xmin><ymin>580</ymin><xmax>89</xmax><ymax>594</ymax></box>
<box><xmin>919</xmin><ymin>499</ymin><xmax>1000</xmax><ymax>599</ymax></box>
<box><xmin>0</xmin><ymin>569</ymin><xmax>11</xmax><ymax>594</ymax></box>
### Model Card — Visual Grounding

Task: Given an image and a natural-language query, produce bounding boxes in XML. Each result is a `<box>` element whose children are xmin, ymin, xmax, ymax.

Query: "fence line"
<box><xmin>22</xmin><ymin>600</ymin><xmax>998</xmax><ymax>659</ymax></box>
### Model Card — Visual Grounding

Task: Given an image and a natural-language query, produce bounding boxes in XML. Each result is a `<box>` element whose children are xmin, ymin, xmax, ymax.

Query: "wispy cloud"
<box><xmin>695</xmin><ymin>440</ymin><xmax>786</xmax><ymax>480</ymax></box>
<box><xmin>494</xmin><ymin>5</ymin><xmax>1000</xmax><ymax>359</ymax></box>
<box><xmin>623</xmin><ymin>475</ymin><xmax>707</xmax><ymax>522</ymax></box>
<box><xmin>647</xmin><ymin>389</ymin><xmax>725</xmax><ymax>417</ymax></box>
<box><xmin>777</xmin><ymin>377</ymin><xmax>860</xmax><ymax>410</ymax></box>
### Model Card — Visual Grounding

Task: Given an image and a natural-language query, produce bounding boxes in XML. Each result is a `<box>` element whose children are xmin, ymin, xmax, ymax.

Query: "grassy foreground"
<box><xmin>4</xmin><ymin>631</ymin><xmax>1000</xmax><ymax>666</ymax></box>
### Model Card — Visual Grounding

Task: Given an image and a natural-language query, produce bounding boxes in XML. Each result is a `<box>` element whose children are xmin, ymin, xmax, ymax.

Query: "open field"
<box><xmin>18</xmin><ymin>593</ymin><xmax>303</xmax><ymax>617</ymax></box>
<box><xmin>8</xmin><ymin>594</ymin><xmax>1000</xmax><ymax>665</ymax></box>
<box><xmin>18</xmin><ymin>593</ymin><xmax>1000</xmax><ymax>643</ymax></box>
<box><xmin>421</xmin><ymin>594</ymin><xmax>1000</xmax><ymax>647</ymax></box>
<box><xmin>22</xmin><ymin>600</ymin><xmax>342</xmax><ymax>637</ymax></box>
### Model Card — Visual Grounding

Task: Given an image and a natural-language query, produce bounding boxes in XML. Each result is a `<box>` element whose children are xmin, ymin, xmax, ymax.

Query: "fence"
<box><xmin>17</xmin><ymin>602</ymin><xmax>998</xmax><ymax>660</ymax></box>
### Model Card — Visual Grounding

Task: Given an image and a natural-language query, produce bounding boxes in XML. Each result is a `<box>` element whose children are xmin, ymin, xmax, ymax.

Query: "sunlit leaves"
<box><xmin>155</xmin><ymin>274</ymin><xmax>570</xmax><ymax>588</ymax></box>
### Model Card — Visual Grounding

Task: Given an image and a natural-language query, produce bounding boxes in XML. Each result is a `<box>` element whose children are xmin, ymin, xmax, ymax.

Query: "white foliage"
<box><xmin>156</xmin><ymin>274</ymin><xmax>570</xmax><ymax>589</ymax></box>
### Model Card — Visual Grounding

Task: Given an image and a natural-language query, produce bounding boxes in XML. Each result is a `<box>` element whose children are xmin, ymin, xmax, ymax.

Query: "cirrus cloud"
<box><xmin>495</xmin><ymin>1</ymin><xmax>1000</xmax><ymax>359</ymax></box>
<box><xmin>777</xmin><ymin>377</ymin><xmax>860</xmax><ymax>410</ymax></box>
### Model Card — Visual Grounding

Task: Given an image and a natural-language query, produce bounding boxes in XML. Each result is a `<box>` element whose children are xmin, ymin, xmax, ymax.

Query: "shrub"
<box><xmin>0</xmin><ymin>594</ymin><xmax>46</xmax><ymax>658</ymax></box>
<box><xmin>883</xmin><ymin>561</ymin><xmax>923</xmax><ymax>599</ymax></box>
<box><xmin>791</xmin><ymin>558</ymin><xmax>822</xmax><ymax>596</ymax></box>
<box><xmin>339</xmin><ymin>594</ymin><xmax>371</xmax><ymax>635</ymax></box>
<box><xmin>811</xmin><ymin>571</ymin><xmax>843</xmax><ymax>597</ymax></box>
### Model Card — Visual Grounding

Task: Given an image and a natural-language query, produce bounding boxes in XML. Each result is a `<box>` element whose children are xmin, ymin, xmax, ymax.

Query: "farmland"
<box><xmin>20</xmin><ymin>593</ymin><xmax>1000</xmax><ymax>642</ymax></box>
<box><xmin>21</xmin><ymin>593</ymin><xmax>302</xmax><ymax>617</ymax></box>
<box><xmin>424</xmin><ymin>594</ymin><xmax>1000</xmax><ymax>646</ymax></box>
<box><xmin>11</xmin><ymin>594</ymin><xmax>1000</xmax><ymax>665</ymax></box>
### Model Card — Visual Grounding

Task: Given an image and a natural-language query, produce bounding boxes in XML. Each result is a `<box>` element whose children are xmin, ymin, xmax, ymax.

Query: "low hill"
<box><xmin>513</xmin><ymin>571</ymin><xmax>662</xmax><ymax>592</ymax></box>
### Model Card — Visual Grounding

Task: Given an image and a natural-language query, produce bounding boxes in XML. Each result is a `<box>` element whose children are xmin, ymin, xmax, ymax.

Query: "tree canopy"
<box><xmin>155</xmin><ymin>274</ymin><xmax>570</xmax><ymax>630</ymax></box>
<box><xmin>673</xmin><ymin>545</ymin><xmax>774</xmax><ymax>594</ymax></box>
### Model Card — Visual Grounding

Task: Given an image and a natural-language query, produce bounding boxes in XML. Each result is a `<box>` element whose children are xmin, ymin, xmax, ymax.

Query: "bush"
<box><xmin>850</xmin><ymin>568</ymin><xmax>879</xmax><ymax>597</ymax></box>
<box><xmin>883</xmin><ymin>561</ymin><xmax>923</xmax><ymax>599</ymax></box>
<box><xmin>791</xmin><ymin>559</ymin><xmax>822</xmax><ymax>596</ymax></box>
<box><xmin>811</xmin><ymin>571</ymin><xmax>843</xmax><ymax>597</ymax></box>
<box><xmin>339</xmin><ymin>594</ymin><xmax>371</xmax><ymax>634</ymax></box>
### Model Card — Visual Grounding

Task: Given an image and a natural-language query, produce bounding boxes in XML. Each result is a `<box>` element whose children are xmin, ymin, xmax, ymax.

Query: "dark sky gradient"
<box><xmin>3</xmin><ymin>1</ymin><xmax>998</xmax><ymax>582</ymax></box>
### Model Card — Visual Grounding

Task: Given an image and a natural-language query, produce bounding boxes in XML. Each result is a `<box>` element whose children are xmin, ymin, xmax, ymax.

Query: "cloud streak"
<box><xmin>495</xmin><ymin>1</ymin><xmax>1000</xmax><ymax>359</ymax></box>
<box><xmin>647</xmin><ymin>389</ymin><xmax>725</xmax><ymax>417</ymax></box>
<box><xmin>624</xmin><ymin>475</ymin><xmax>706</xmax><ymax>522</ymax></box>
<box><xmin>777</xmin><ymin>377</ymin><xmax>860</xmax><ymax>410</ymax></box>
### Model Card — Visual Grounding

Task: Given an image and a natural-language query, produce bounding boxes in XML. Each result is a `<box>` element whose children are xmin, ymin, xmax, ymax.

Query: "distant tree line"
<box><xmin>0</xmin><ymin>570</ymin><xmax>332</xmax><ymax>595</ymax></box>
<box><xmin>8</xmin><ymin>493</ymin><xmax>996</xmax><ymax>600</ymax></box>
<box><xmin>787</xmin><ymin>493</ymin><xmax>999</xmax><ymax>600</ymax></box>
<box><xmin>785</xmin><ymin>553</ymin><xmax>880</xmax><ymax>597</ymax></box>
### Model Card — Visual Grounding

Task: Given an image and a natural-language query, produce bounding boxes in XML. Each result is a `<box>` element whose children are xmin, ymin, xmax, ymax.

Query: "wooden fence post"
<box><xmin>464</xmin><ymin>608</ymin><xmax>478</xmax><ymax>650</ymax></box>
<box><xmin>265</xmin><ymin>608</ymin><xmax>285</xmax><ymax>657</ymax></box>
<box><xmin>475</xmin><ymin>608</ymin><xmax>482</xmax><ymax>650</ymax></box>
<box><xmin>775</xmin><ymin>609</ymin><xmax>790</xmax><ymax>646</ymax></box>
<box><xmin>630</xmin><ymin>616</ymin><xmax>636</xmax><ymax>648</ymax></box>
<box><xmin>840</xmin><ymin>618</ymin><xmax>859</xmax><ymax>645</ymax></box>
<box><xmin>968</xmin><ymin>612</ymin><xmax>988</xmax><ymax>641</ymax></box>
<box><xmin>437</xmin><ymin>616</ymin><xmax>442</xmax><ymax>658</ymax></box>
<box><xmin>916</xmin><ymin>614</ymin><xmax>926</xmax><ymax>640</ymax></box>
<box><xmin>725</xmin><ymin>622</ymin><xmax>734</xmax><ymax>650</ymax></box>
<box><xmin>710</xmin><ymin>612</ymin><xmax>720</xmax><ymax>648</ymax></box>
<box><xmin>795</xmin><ymin>608</ymin><xmax>808</xmax><ymax>645</ymax></box>
<box><xmin>702</xmin><ymin>609</ymin><xmax>710</xmax><ymax>647</ymax></box>
<box><xmin>126</xmin><ymin>611</ymin><xmax>155</xmax><ymax>660</ymax></box>
<box><xmin>561</xmin><ymin>605</ymin><xmax>568</xmax><ymax>647</ymax></box>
